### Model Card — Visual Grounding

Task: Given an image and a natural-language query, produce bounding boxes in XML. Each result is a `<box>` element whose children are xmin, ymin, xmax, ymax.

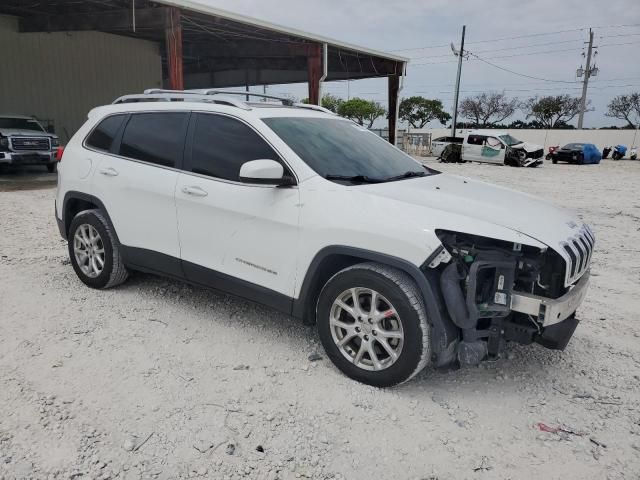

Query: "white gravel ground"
<box><xmin>1</xmin><ymin>159</ymin><xmax>639</xmax><ymax>480</ymax></box>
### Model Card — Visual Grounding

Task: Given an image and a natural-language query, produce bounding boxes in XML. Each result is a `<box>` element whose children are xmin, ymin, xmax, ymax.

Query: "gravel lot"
<box><xmin>1</xmin><ymin>159</ymin><xmax>639</xmax><ymax>480</ymax></box>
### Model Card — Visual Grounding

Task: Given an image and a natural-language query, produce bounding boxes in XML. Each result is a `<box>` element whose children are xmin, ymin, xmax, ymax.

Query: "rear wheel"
<box><xmin>316</xmin><ymin>263</ymin><xmax>430</xmax><ymax>387</ymax></box>
<box><xmin>68</xmin><ymin>209</ymin><xmax>128</xmax><ymax>289</ymax></box>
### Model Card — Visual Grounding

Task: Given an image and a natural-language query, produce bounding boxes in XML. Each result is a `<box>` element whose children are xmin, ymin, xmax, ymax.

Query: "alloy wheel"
<box><xmin>73</xmin><ymin>224</ymin><xmax>105</xmax><ymax>278</ymax></box>
<box><xmin>329</xmin><ymin>287</ymin><xmax>404</xmax><ymax>371</ymax></box>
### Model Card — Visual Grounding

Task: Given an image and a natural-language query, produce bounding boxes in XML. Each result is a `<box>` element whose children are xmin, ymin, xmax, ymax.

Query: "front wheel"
<box><xmin>316</xmin><ymin>263</ymin><xmax>430</xmax><ymax>387</ymax></box>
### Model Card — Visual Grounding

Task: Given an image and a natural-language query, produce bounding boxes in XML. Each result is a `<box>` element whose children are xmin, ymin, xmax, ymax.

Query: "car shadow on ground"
<box><xmin>117</xmin><ymin>270</ymin><xmax>565</xmax><ymax>393</ymax></box>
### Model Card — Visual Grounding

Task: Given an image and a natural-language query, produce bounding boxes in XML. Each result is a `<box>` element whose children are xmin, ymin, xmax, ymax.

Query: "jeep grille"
<box><xmin>561</xmin><ymin>225</ymin><xmax>595</xmax><ymax>286</ymax></box>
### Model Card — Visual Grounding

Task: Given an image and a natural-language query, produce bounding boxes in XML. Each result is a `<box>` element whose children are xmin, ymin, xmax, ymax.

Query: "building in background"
<box><xmin>0</xmin><ymin>0</ymin><xmax>407</xmax><ymax>143</ymax></box>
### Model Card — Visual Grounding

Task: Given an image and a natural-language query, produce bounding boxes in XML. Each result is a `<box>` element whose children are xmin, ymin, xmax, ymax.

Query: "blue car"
<box><xmin>550</xmin><ymin>143</ymin><xmax>601</xmax><ymax>164</ymax></box>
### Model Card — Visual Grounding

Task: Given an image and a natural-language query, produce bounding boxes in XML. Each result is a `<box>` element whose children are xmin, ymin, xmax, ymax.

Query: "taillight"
<box><xmin>55</xmin><ymin>146</ymin><xmax>65</xmax><ymax>161</ymax></box>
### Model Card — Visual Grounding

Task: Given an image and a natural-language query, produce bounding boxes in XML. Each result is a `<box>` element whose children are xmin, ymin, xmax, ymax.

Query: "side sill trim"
<box><xmin>121</xmin><ymin>246</ymin><xmax>293</xmax><ymax>315</ymax></box>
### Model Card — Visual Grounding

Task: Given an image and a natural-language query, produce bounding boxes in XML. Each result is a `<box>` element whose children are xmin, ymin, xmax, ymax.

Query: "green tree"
<box><xmin>337</xmin><ymin>97</ymin><xmax>386</xmax><ymax>127</ymax></box>
<box><xmin>605</xmin><ymin>93</ymin><xmax>640</xmax><ymax>128</ymax></box>
<box><xmin>522</xmin><ymin>95</ymin><xmax>583</xmax><ymax>129</ymax></box>
<box><xmin>301</xmin><ymin>94</ymin><xmax>344</xmax><ymax>113</ymax></box>
<box><xmin>399</xmin><ymin>96</ymin><xmax>450</xmax><ymax>128</ymax></box>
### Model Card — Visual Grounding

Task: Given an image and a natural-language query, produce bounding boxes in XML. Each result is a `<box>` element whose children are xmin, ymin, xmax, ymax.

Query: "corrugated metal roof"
<box><xmin>158</xmin><ymin>0</ymin><xmax>409</xmax><ymax>63</ymax></box>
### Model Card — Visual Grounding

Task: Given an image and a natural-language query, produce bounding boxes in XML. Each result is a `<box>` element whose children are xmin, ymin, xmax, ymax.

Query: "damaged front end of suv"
<box><xmin>505</xmin><ymin>144</ymin><xmax>544</xmax><ymax>167</ymax></box>
<box><xmin>425</xmin><ymin>228</ymin><xmax>593</xmax><ymax>367</ymax></box>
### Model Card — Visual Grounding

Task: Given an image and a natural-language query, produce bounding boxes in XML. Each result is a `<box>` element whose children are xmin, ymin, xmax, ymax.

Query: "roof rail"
<box><xmin>292</xmin><ymin>103</ymin><xmax>336</xmax><ymax>115</ymax></box>
<box><xmin>112</xmin><ymin>90</ymin><xmax>336</xmax><ymax>115</ymax></box>
<box><xmin>145</xmin><ymin>89</ymin><xmax>295</xmax><ymax>106</ymax></box>
<box><xmin>112</xmin><ymin>92</ymin><xmax>251</xmax><ymax>110</ymax></box>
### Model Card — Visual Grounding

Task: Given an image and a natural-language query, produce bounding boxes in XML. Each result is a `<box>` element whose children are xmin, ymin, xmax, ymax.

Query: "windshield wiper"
<box><xmin>384</xmin><ymin>170</ymin><xmax>428</xmax><ymax>182</ymax></box>
<box><xmin>325</xmin><ymin>174</ymin><xmax>385</xmax><ymax>184</ymax></box>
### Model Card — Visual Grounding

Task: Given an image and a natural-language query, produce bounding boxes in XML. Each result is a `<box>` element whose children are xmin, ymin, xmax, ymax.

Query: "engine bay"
<box><xmin>430</xmin><ymin>230</ymin><xmax>570</xmax><ymax>366</ymax></box>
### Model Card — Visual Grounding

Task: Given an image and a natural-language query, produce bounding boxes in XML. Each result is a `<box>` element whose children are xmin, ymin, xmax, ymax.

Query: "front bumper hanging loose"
<box><xmin>510</xmin><ymin>271</ymin><xmax>590</xmax><ymax>327</ymax></box>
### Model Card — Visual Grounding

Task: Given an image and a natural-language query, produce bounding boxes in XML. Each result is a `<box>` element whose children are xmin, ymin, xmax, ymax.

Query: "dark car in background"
<box><xmin>549</xmin><ymin>143</ymin><xmax>601</xmax><ymax>165</ymax></box>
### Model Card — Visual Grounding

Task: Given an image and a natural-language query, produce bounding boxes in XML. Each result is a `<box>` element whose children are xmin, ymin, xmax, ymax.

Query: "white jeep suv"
<box><xmin>55</xmin><ymin>90</ymin><xmax>594</xmax><ymax>387</ymax></box>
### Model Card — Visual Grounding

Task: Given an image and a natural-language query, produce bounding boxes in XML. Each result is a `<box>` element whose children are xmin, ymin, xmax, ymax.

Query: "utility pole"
<box><xmin>451</xmin><ymin>25</ymin><xmax>466</xmax><ymax>137</ymax></box>
<box><xmin>577</xmin><ymin>28</ymin><xmax>595</xmax><ymax>129</ymax></box>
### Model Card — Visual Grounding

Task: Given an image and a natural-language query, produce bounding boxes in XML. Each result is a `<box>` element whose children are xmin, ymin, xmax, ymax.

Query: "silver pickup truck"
<box><xmin>0</xmin><ymin>115</ymin><xmax>60</xmax><ymax>172</ymax></box>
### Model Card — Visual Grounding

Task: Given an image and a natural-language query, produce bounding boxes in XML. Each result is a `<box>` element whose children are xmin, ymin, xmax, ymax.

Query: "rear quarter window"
<box><xmin>85</xmin><ymin>115</ymin><xmax>126</xmax><ymax>152</ymax></box>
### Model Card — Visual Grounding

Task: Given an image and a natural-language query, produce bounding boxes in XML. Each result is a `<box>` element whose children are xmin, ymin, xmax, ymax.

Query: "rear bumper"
<box><xmin>510</xmin><ymin>271</ymin><xmax>590</xmax><ymax>327</ymax></box>
<box><xmin>0</xmin><ymin>151</ymin><xmax>55</xmax><ymax>165</ymax></box>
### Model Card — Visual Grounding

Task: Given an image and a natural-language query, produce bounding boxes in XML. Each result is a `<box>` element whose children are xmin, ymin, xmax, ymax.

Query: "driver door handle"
<box><xmin>99</xmin><ymin>167</ymin><xmax>119</xmax><ymax>177</ymax></box>
<box><xmin>181</xmin><ymin>185</ymin><xmax>208</xmax><ymax>197</ymax></box>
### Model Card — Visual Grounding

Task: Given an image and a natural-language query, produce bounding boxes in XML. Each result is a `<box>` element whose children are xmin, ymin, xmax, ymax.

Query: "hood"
<box><xmin>359</xmin><ymin>173</ymin><xmax>582</xmax><ymax>248</ymax></box>
<box><xmin>0</xmin><ymin>128</ymin><xmax>54</xmax><ymax>138</ymax></box>
<box><xmin>512</xmin><ymin>141</ymin><xmax>543</xmax><ymax>153</ymax></box>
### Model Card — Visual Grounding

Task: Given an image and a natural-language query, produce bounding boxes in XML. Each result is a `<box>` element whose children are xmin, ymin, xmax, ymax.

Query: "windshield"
<box><xmin>498</xmin><ymin>134</ymin><xmax>522</xmax><ymax>146</ymax></box>
<box><xmin>262</xmin><ymin>117</ymin><xmax>438</xmax><ymax>183</ymax></box>
<box><xmin>0</xmin><ymin>117</ymin><xmax>45</xmax><ymax>132</ymax></box>
<box><xmin>565</xmin><ymin>143</ymin><xmax>585</xmax><ymax>149</ymax></box>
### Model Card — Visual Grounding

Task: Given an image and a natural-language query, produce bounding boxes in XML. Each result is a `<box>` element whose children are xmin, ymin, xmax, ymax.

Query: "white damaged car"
<box><xmin>56</xmin><ymin>90</ymin><xmax>592</xmax><ymax>387</ymax></box>
<box><xmin>442</xmin><ymin>130</ymin><xmax>545</xmax><ymax>167</ymax></box>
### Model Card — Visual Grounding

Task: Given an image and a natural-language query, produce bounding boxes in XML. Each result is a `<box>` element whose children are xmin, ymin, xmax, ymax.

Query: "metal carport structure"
<box><xmin>0</xmin><ymin>0</ymin><xmax>408</xmax><ymax>143</ymax></box>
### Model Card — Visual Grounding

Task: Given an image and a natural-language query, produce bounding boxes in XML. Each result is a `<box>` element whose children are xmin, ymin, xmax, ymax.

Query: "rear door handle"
<box><xmin>99</xmin><ymin>167</ymin><xmax>119</xmax><ymax>177</ymax></box>
<box><xmin>181</xmin><ymin>186</ymin><xmax>208</xmax><ymax>197</ymax></box>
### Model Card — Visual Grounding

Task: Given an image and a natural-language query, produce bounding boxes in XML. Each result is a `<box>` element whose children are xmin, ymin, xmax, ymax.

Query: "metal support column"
<box><xmin>165</xmin><ymin>7</ymin><xmax>183</xmax><ymax>90</ymax></box>
<box><xmin>388</xmin><ymin>74</ymin><xmax>400</xmax><ymax>145</ymax></box>
<box><xmin>307</xmin><ymin>44</ymin><xmax>322</xmax><ymax>105</ymax></box>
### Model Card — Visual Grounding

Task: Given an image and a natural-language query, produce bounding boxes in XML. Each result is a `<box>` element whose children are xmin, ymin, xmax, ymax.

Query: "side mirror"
<box><xmin>239</xmin><ymin>159</ymin><xmax>295</xmax><ymax>186</ymax></box>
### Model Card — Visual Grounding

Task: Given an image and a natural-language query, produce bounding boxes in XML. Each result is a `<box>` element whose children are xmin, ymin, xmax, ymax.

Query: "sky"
<box><xmin>199</xmin><ymin>0</ymin><xmax>640</xmax><ymax>128</ymax></box>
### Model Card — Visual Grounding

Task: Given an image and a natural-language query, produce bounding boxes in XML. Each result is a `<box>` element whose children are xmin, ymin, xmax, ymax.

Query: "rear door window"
<box><xmin>86</xmin><ymin>115</ymin><xmax>126</xmax><ymax>152</ymax></box>
<box><xmin>119</xmin><ymin>112</ymin><xmax>189</xmax><ymax>167</ymax></box>
<box><xmin>466</xmin><ymin>135</ymin><xmax>486</xmax><ymax>145</ymax></box>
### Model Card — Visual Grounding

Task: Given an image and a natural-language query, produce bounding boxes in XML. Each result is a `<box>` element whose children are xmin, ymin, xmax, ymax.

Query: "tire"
<box><xmin>46</xmin><ymin>162</ymin><xmax>57</xmax><ymax>173</ymax></box>
<box><xmin>316</xmin><ymin>262</ymin><xmax>430</xmax><ymax>387</ymax></box>
<box><xmin>68</xmin><ymin>209</ymin><xmax>129</xmax><ymax>289</ymax></box>
<box><xmin>552</xmin><ymin>159</ymin><xmax>557</xmax><ymax>164</ymax></box>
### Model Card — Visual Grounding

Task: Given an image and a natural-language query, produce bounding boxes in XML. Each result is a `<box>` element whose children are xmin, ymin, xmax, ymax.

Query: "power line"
<box><xmin>397</xmin><ymin>76</ymin><xmax>640</xmax><ymax>90</ymax></box>
<box><xmin>407</xmin><ymin>38</ymin><xmax>584</xmax><ymax>60</ymax></box>
<box><xmin>392</xmin><ymin>24</ymin><xmax>640</xmax><ymax>53</ymax></box>
<box><xmin>465</xmin><ymin>28</ymin><xmax>585</xmax><ymax>45</ymax></box>
<box><xmin>410</xmin><ymin>45</ymin><xmax>585</xmax><ymax>66</ymax></box>
<box><xmin>392</xmin><ymin>27</ymin><xmax>586</xmax><ymax>52</ymax></box>
<box><xmin>412</xmin><ymin>46</ymin><xmax>585</xmax><ymax>65</ymax></box>
<box><xmin>390</xmin><ymin>43</ymin><xmax>450</xmax><ymax>52</ymax></box>
<box><xmin>414</xmin><ymin>83</ymin><xmax>640</xmax><ymax>95</ymax></box>
<box><xmin>599</xmin><ymin>32</ymin><xmax>640</xmax><ymax>39</ymax></box>
<box><xmin>467</xmin><ymin>52</ymin><xmax>579</xmax><ymax>83</ymax></box>
<box><xmin>599</xmin><ymin>41</ymin><xmax>640</xmax><ymax>48</ymax></box>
